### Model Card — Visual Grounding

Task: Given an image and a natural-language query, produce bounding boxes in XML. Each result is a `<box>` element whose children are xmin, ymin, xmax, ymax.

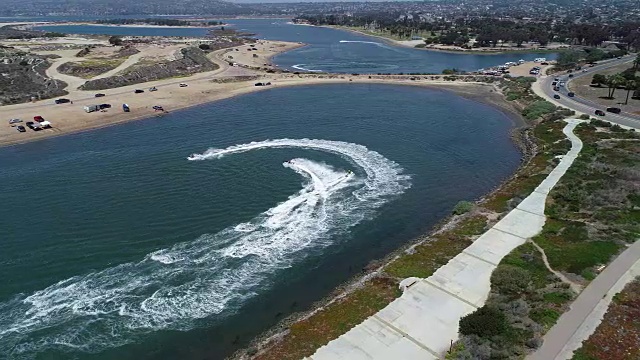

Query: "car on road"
<box><xmin>553</xmin><ymin>87</ymin><xmax>560</xmax><ymax>91</ymax></box>
<box><xmin>9</xmin><ymin>118</ymin><xmax>21</xmax><ymax>124</ymax></box>
<box><xmin>134</xmin><ymin>89</ymin><xmax>144</xmax><ymax>94</ymax></box>
<box><xmin>595</xmin><ymin>110</ymin><xmax>606</xmax><ymax>116</ymax></box>
<box><xmin>553</xmin><ymin>94</ymin><xmax>561</xmax><ymax>99</ymax></box>
<box><xmin>16</xmin><ymin>125</ymin><xmax>26</xmax><ymax>132</ymax></box>
<box><xmin>179</xmin><ymin>83</ymin><xmax>188</xmax><ymax>87</ymax></box>
<box><xmin>55</xmin><ymin>98</ymin><xmax>71</xmax><ymax>104</ymax></box>
<box><xmin>552</xmin><ymin>81</ymin><xmax>557</xmax><ymax>86</ymax></box>
<box><xmin>606</xmin><ymin>107</ymin><xmax>622</xmax><ymax>114</ymax></box>
<box><xmin>95</xmin><ymin>93</ymin><xmax>106</xmax><ymax>97</ymax></box>
<box><xmin>568</xmin><ymin>92</ymin><xmax>575</xmax><ymax>97</ymax></box>
<box><xmin>559</xmin><ymin>82</ymin><xmax>565</xmax><ymax>86</ymax></box>
<box><xmin>568</xmin><ymin>74</ymin><xmax>574</xmax><ymax>78</ymax></box>
<box><xmin>589</xmin><ymin>63</ymin><xmax>596</xmax><ymax>67</ymax></box>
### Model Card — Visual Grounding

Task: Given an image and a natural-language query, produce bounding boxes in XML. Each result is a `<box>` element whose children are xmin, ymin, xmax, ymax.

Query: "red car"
<box><xmin>34</xmin><ymin>116</ymin><xmax>45</xmax><ymax>122</ymax></box>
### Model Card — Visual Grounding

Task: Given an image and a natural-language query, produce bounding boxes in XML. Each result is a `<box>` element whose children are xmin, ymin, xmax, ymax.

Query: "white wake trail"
<box><xmin>0</xmin><ymin>139</ymin><xmax>410</xmax><ymax>358</ymax></box>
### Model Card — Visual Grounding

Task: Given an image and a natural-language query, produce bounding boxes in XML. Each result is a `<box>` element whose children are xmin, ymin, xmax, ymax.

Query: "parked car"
<box><xmin>559</xmin><ymin>82</ymin><xmax>565</xmax><ymax>86</ymax></box>
<box><xmin>55</xmin><ymin>98</ymin><xmax>71</xmax><ymax>104</ymax></box>
<box><xmin>553</xmin><ymin>87</ymin><xmax>560</xmax><ymax>91</ymax></box>
<box><xmin>595</xmin><ymin>110</ymin><xmax>606</xmax><ymax>116</ymax></box>
<box><xmin>152</xmin><ymin>105</ymin><xmax>164</xmax><ymax>111</ymax></box>
<box><xmin>16</xmin><ymin>125</ymin><xmax>26</xmax><ymax>132</ymax></box>
<box><xmin>179</xmin><ymin>83</ymin><xmax>188</xmax><ymax>87</ymax></box>
<box><xmin>25</xmin><ymin>121</ymin><xmax>41</xmax><ymax>130</ymax></box>
<box><xmin>568</xmin><ymin>74</ymin><xmax>574</xmax><ymax>78</ymax></box>
<box><xmin>9</xmin><ymin>118</ymin><xmax>21</xmax><ymax>124</ymax></box>
<box><xmin>568</xmin><ymin>92</ymin><xmax>575</xmax><ymax>97</ymax></box>
<box><xmin>95</xmin><ymin>93</ymin><xmax>106</xmax><ymax>97</ymax></box>
<box><xmin>33</xmin><ymin>116</ymin><xmax>45</xmax><ymax>122</ymax></box>
<box><xmin>134</xmin><ymin>89</ymin><xmax>144</xmax><ymax>94</ymax></box>
<box><xmin>553</xmin><ymin>94</ymin><xmax>561</xmax><ymax>99</ymax></box>
<box><xmin>606</xmin><ymin>107</ymin><xmax>621</xmax><ymax>114</ymax></box>
<box><xmin>149</xmin><ymin>87</ymin><xmax>158</xmax><ymax>92</ymax></box>
<box><xmin>99</xmin><ymin>103</ymin><xmax>111</xmax><ymax>109</ymax></box>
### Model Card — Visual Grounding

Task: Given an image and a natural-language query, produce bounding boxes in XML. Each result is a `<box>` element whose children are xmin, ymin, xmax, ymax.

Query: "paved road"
<box><xmin>528</xmin><ymin>241</ymin><xmax>640</xmax><ymax>360</ymax></box>
<box><xmin>535</xmin><ymin>55</ymin><xmax>640</xmax><ymax>129</ymax></box>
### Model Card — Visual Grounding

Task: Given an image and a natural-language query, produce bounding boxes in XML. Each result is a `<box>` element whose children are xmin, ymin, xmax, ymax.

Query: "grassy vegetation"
<box><xmin>58</xmin><ymin>58</ymin><xmax>126</xmax><ymax>79</ymax></box>
<box><xmin>254</xmin><ymin>277</ymin><xmax>401</xmax><ymax>360</ymax></box>
<box><xmin>385</xmin><ymin>215</ymin><xmax>487</xmax><ymax>278</ymax></box>
<box><xmin>453</xmin><ymin>122</ymin><xmax>639</xmax><ymax>358</ymax></box>
<box><xmin>571</xmin><ymin>279</ymin><xmax>640</xmax><ymax>360</ymax></box>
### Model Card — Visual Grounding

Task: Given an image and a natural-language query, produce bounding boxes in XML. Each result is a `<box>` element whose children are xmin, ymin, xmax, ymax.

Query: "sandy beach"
<box><xmin>1</xmin><ymin>37</ymin><xmax>514</xmax><ymax>148</ymax></box>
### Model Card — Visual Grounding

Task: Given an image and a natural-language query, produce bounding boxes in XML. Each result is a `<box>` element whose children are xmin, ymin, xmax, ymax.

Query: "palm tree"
<box><xmin>634</xmin><ymin>53</ymin><xmax>640</xmax><ymax>71</ymax></box>
<box><xmin>606</xmin><ymin>74</ymin><xmax>626</xmax><ymax>99</ymax></box>
<box><xmin>624</xmin><ymin>79</ymin><xmax>637</xmax><ymax>105</ymax></box>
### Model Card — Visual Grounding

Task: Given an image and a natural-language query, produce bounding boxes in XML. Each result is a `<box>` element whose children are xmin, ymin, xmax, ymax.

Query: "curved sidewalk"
<box><xmin>306</xmin><ymin>119</ymin><xmax>585</xmax><ymax>360</ymax></box>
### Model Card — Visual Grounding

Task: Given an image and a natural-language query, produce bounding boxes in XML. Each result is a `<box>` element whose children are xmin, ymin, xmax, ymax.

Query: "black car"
<box><xmin>595</xmin><ymin>110</ymin><xmax>606</xmax><ymax>116</ymax></box>
<box><xmin>25</xmin><ymin>121</ymin><xmax>40</xmax><ymax>130</ymax></box>
<box><xmin>568</xmin><ymin>92</ymin><xmax>575</xmax><ymax>97</ymax></box>
<box><xmin>16</xmin><ymin>125</ymin><xmax>26</xmax><ymax>132</ymax></box>
<box><xmin>568</xmin><ymin>74</ymin><xmax>574</xmax><ymax>78</ymax></box>
<box><xmin>55</xmin><ymin>98</ymin><xmax>71</xmax><ymax>104</ymax></box>
<box><xmin>606</xmin><ymin>107</ymin><xmax>621</xmax><ymax>114</ymax></box>
<box><xmin>95</xmin><ymin>93</ymin><xmax>106</xmax><ymax>97</ymax></box>
<box><xmin>553</xmin><ymin>94</ymin><xmax>561</xmax><ymax>99</ymax></box>
<box><xmin>134</xmin><ymin>89</ymin><xmax>144</xmax><ymax>94</ymax></box>
<box><xmin>99</xmin><ymin>103</ymin><xmax>111</xmax><ymax>109</ymax></box>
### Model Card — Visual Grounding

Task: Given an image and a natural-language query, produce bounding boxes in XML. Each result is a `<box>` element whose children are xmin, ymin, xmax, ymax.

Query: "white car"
<box><xmin>9</xmin><ymin>118</ymin><xmax>22</xmax><ymax>124</ymax></box>
<box><xmin>149</xmin><ymin>87</ymin><xmax>158</xmax><ymax>92</ymax></box>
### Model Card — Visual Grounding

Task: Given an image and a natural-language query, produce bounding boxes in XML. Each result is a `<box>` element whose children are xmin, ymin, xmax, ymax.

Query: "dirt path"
<box><xmin>529</xmin><ymin>240</ymin><xmax>583</xmax><ymax>293</ymax></box>
<box><xmin>527</xmin><ymin>241</ymin><xmax>640</xmax><ymax>360</ymax></box>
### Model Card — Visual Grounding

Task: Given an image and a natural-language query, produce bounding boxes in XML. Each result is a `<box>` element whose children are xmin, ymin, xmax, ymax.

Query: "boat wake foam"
<box><xmin>0</xmin><ymin>139</ymin><xmax>410</xmax><ymax>357</ymax></box>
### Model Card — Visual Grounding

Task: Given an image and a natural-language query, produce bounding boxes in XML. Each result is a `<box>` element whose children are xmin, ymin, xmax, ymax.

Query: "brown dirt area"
<box><xmin>568</xmin><ymin>63</ymin><xmax>640</xmax><ymax>115</ymax></box>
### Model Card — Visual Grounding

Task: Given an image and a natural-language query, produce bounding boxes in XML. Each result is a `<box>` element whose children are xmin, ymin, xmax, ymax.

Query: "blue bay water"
<box><xmin>0</xmin><ymin>84</ymin><xmax>521</xmax><ymax>359</ymax></box>
<box><xmin>34</xmin><ymin>18</ymin><xmax>556</xmax><ymax>74</ymax></box>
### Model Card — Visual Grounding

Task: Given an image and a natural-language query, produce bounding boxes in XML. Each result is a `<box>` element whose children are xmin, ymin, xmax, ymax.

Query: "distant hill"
<box><xmin>0</xmin><ymin>0</ymin><xmax>260</xmax><ymax>17</ymax></box>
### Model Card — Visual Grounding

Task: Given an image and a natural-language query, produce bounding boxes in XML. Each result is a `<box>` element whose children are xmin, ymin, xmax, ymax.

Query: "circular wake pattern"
<box><xmin>0</xmin><ymin>139</ymin><xmax>410</xmax><ymax>357</ymax></box>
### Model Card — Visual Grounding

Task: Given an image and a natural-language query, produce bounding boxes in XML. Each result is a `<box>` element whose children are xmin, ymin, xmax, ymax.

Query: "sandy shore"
<box><xmin>0</xmin><ymin>74</ymin><xmax>505</xmax><ymax>148</ymax></box>
<box><xmin>0</xmin><ymin>36</ymin><xmax>521</xmax><ymax>149</ymax></box>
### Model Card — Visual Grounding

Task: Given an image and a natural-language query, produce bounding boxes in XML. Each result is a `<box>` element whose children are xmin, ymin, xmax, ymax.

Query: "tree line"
<box><xmin>294</xmin><ymin>14</ymin><xmax>640</xmax><ymax>50</ymax></box>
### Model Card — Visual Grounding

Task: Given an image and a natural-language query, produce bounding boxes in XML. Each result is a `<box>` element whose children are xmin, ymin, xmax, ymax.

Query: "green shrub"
<box><xmin>579</xmin><ymin>114</ymin><xmax>590</xmax><ymax>120</ymax></box>
<box><xmin>453</xmin><ymin>201</ymin><xmax>474</xmax><ymax>215</ymax></box>
<box><xmin>491</xmin><ymin>265</ymin><xmax>532</xmax><ymax>295</ymax></box>
<box><xmin>522</xmin><ymin>100</ymin><xmax>556</xmax><ymax>120</ymax></box>
<box><xmin>460</xmin><ymin>306</ymin><xmax>508</xmax><ymax>337</ymax></box>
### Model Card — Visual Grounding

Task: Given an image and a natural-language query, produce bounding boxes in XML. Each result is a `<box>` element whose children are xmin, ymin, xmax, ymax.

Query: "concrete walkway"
<box><xmin>306</xmin><ymin>119</ymin><xmax>585</xmax><ymax>360</ymax></box>
<box><xmin>527</xmin><ymin>241</ymin><xmax>640</xmax><ymax>360</ymax></box>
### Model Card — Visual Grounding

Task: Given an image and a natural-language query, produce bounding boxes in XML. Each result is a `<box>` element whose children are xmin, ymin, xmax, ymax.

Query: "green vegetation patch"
<box><xmin>385</xmin><ymin>215</ymin><xmax>487</xmax><ymax>279</ymax></box>
<box><xmin>255</xmin><ymin>277</ymin><xmax>401</xmax><ymax>360</ymax></box>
